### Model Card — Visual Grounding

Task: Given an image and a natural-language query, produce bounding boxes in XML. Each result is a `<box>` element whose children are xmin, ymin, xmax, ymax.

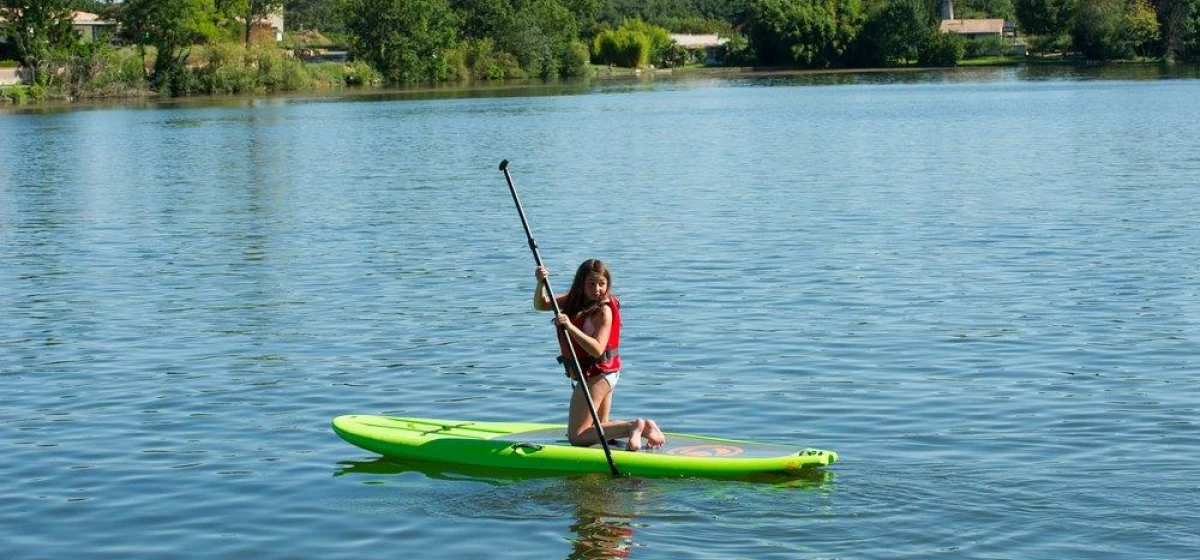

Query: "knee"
<box><xmin>566</xmin><ymin>426</ymin><xmax>595</xmax><ymax>448</ymax></box>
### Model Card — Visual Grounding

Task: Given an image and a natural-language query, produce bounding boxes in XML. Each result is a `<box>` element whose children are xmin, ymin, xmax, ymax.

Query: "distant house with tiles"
<box><xmin>939</xmin><ymin>17</ymin><xmax>1007</xmax><ymax>41</ymax></box>
<box><xmin>0</xmin><ymin>11</ymin><xmax>117</xmax><ymax>48</ymax></box>
<box><xmin>669</xmin><ymin>34</ymin><xmax>729</xmax><ymax>65</ymax></box>
<box><xmin>936</xmin><ymin>0</ymin><xmax>1023</xmax><ymax>55</ymax></box>
<box><xmin>241</xmin><ymin>10</ymin><xmax>286</xmax><ymax>43</ymax></box>
<box><xmin>71</xmin><ymin>11</ymin><xmax>118</xmax><ymax>43</ymax></box>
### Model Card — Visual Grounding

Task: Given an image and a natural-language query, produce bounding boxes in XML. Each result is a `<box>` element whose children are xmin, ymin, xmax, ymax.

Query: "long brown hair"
<box><xmin>561</xmin><ymin>259</ymin><xmax>612</xmax><ymax>318</ymax></box>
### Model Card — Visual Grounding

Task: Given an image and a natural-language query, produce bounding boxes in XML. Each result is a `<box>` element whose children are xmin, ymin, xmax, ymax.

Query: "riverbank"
<box><xmin>5</xmin><ymin>59</ymin><xmax>1198</xmax><ymax>112</ymax></box>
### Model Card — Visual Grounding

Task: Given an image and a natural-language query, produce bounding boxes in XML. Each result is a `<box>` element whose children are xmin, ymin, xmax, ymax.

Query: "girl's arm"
<box><xmin>533</xmin><ymin>266</ymin><xmax>555</xmax><ymax>311</ymax></box>
<box><xmin>556</xmin><ymin>306</ymin><xmax>612</xmax><ymax>358</ymax></box>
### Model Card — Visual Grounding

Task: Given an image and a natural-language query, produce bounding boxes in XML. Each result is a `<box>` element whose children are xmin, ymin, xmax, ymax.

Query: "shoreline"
<box><xmin>4</xmin><ymin>60</ymin><xmax>1195</xmax><ymax>113</ymax></box>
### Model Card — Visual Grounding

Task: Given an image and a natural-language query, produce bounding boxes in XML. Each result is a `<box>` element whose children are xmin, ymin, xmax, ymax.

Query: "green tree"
<box><xmin>1153</xmin><ymin>0</ymin><xmax>1200</xmax><ymax>61</ymax></box>
<box><xmin>619</xmin><ymin>18</ymin><xmax>673</xmax><ymax>63</ymax></box>
<box><xmin>341</xmin><ymin>0</ymin><xmax>460</xmax><ymax>83</ymax></box>
<box><xmin>855</xmin><ymin>1</ymin><xmax>930</xmax><ymax>66</ymax></box>
<box><xmin>452</xmin><ymin>0</ymin><xmax>514</xmax><ymax>39</ymax></box>
<box><xmin>1013</xmin><ymin>0</ymin><xmax>1073</xmax><ymax>34</ymax></box>
<box><xmin>919</xmin><ymin>25</ymin><xmax>964</xmax><ymax>64</ymax></box>
<box><xmin>1071</xmin><ymin>0</ymin><xmax>1130</xmax><ymax>59</ymax></box>
<box><xmin>0</xmin><ymin>0</ymin><xmax>76</xmax><ymax>71</ymax></box>
<box><xmin>219</xmin><ymin>0</ymin><xmax>285</xmax><ymax>46</ymax></box>
<box><xmin>285</xmin><ymin>0</ymin><xmax>340</xmax><ymax>31</ymax></box>
<box><xmin>453</xmin><ymin>0</ymin><xmax>587</xmax><ymax>78</ymax></box>
<box><xmin>1125</xmin><ymin>0</ymin><xmax>1161</xmax><ymax>57</ymax></box>
<box><xmin>119</xmin><ymin>0</ymin><xmax>220</xmax><ymax>95</ymax></box>
<box><xmin>593</xmin><ymin>26</ymin><xmax>652</xmax><ymax>66</ymax></box>
<box><xmin>504</xmin><ymin>0</ymin><xmax>580</xmax><ymax>76</ymax></box>
<box><xmin>746</xmin><ymin>0</ymin><xmax>865</xmax><ymax>67</ymax></box>
<box><xmin>953</xmin><ymin>0</ymin><xmax>1015</xmax><ymax>19</ymax></box>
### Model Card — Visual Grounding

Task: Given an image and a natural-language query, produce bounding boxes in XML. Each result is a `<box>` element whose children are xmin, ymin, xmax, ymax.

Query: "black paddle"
<box><xmin>498</xmin><ymin>159</ymin><xmax>621</xmax><ymax>478</ymax></box>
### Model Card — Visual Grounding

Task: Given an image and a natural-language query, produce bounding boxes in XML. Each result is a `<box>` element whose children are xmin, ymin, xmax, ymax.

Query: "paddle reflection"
<box><xmin>562</xmin><ymin>475</ymin><xmax>643</xmax><ymax>560</ymax></box>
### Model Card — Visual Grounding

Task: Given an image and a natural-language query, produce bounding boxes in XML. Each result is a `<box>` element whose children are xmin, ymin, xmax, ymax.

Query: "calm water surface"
<box><xmin>3</xmin><ymin>67</ymin><xmax>1200</xmax><ymax>559</ymax></box>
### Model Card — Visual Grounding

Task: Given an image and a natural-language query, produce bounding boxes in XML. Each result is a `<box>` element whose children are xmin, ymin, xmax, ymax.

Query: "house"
<box><xmin>243</xmin><ymin>10</ymin><xmax>285</xmax><ymax>43</ymax></box>
<box><xmin>937</xmin><ymin>0</ymin><xmax>1023</xmax><ymax>54</ymax></box>
<box><xmin>71</xmin><ymin>11</ymin><xmax>117</xmax><ymax>43</ymax></box>
<box><xmin>0</xmin><ymin>11</ymin><xmax>117</xmax><ymax>46</ymax></box>
<box><xmin>938</xmin><ymin>18</ymin><xmax>1007</xmax><ymax>41</ymax></box>
<box><xmin>669</xmin><ymin>34</ymin><xmax>729</xmax><ymax>65</ymax></box>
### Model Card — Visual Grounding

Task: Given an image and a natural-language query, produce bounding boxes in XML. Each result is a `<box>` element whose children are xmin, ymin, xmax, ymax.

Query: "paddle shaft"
<box><xmin>498</xmin><ymin>159</ymin><xmax>621</xmax><ymax>478</ymax></box>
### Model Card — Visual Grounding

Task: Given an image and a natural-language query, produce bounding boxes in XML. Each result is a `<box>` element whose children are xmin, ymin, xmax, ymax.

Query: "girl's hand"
<box><xmin>553</xmin><ymin>313</ymin><xmax>570</xmax><ymax>327</ymax></box>
<box><xmin>535</xmin><ymin>266</ymin><xmax>549</xmax><ymax>281</ymax></box>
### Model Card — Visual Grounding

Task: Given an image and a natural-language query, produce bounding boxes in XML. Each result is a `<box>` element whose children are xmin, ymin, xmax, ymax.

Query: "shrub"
<box><xmin>201</xmin><ymin>43</ymin><xmax>259</xmax><ymax>94</ymax></box>
<box><xmin>343</xmin><ymin>60</ymin><xmax>379</xmax><ymax>86</ymax></box>
<box><xmin>920</xmin><ymin>32</ymin><xmax>965</xmax><ymax>67</ymax></box>
<box><xmin>964</xmin><ymin>36</ymin><xmax>1011</xmax><ymax>58</ymax></box>
<box><xmin>2</xmin><ymin>85</ymin><xmax>30</xmax><ymax>104</ymax></box>
<box><xmin>619</xmin><ymin>19</ymin><xmax>674</xmax><ymax>66</ymax></box>
<box><xmin>662</xmin><ymin>42</ymin><xmax>690</xmax><ymax>68</ymax></box>
<box><xmin>559</xmin><ymin>40</ymin><xmax>591</xmax><ymax>78</ymax></box>
<box><xmin>252</xmin><ymin>46</ymin><xmax>312</xmax><ymax>92</ymax></box>
<box><xmin>594</xmin><ymin>29</ymin><xmax>651</xmax><ymax>68</ymax></box>
<box><xmin>306</xmin><ymin>62</ymin><xmax>349</xmax><ymax>88</ymax></box>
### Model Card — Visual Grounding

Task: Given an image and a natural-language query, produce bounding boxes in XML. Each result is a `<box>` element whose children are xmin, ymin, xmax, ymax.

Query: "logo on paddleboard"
<box><xmin>664</xmin><ymin>444</ymin><xmax>744</xmax><ymax>457</ymax></box>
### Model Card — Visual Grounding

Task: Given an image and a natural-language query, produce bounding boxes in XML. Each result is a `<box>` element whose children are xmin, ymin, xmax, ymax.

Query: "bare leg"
<box><xmin>566</xmin><ymin>376</ymin><xmax>657</xmax><ymax>452</ymax></box>
<box><xmin>569</xmin><ymin>417</ymin><xmax>645</xmax><ymax>448</ymax></box>
<box><xmin>567</xmin><ymin>376</ymin><xmax>614</xmax><ymax>445</ymax></box>
<box><xmin>596</xmin><ymin>378</ymin><xmax>613</xmax><ymax>424</ymax></box>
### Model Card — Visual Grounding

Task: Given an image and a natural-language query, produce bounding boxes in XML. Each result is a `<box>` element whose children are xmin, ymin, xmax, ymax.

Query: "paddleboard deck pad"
<box><xmin>333</xmin><ymin>415</ymin><xmax>837</xmax><ymax>478</ymax></box>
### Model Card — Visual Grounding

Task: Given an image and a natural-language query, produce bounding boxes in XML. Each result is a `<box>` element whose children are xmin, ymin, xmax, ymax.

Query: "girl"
<box><xmin>534</xmin><ymin>259</ymin><xmax>666</xmax><ymax>451</ymax></box>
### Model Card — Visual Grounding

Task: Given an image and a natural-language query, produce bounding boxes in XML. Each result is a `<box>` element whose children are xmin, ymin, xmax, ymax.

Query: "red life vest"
<box><xmin>558</xmin><ymin>296</ymin><xmax>621</xmax><ymax>379</ymax></box>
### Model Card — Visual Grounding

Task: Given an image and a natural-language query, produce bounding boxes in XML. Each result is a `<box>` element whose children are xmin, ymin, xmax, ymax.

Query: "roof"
<box><xmin>670</xmin><ymin>34</ymin><xmax>729</xmax><ymax>49</ymax></box>
<box><xmin>73</xmin><ymin>11</ymin><xmax>116</xmax><ymax>25</ymax></box>
<box><xmin>939</xmin><ymin>19</ymin><xmax>1006</xmax><ymax>35</ymax></box>
<box><xmin>0</xmin><ymin>10</ymin><xmax>111</xmax><ymax>25</ymax></box>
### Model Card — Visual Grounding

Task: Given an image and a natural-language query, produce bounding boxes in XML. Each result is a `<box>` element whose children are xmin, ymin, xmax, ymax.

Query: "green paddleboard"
<box><xmin>332</xmin><ymin>415</ymin><xmax>837</xmax><ymax>478</ymax></box>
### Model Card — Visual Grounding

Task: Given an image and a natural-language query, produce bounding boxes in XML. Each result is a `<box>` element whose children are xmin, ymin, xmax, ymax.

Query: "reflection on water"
<box><xmin>336</xmin><ymin>458</ymin><xmax>835</xmax><ymax>559</ymax></box>
<box><xmin>565</xmin><ymin>476</ymin><xmax>639</xmax><ymax>560</ymax></box>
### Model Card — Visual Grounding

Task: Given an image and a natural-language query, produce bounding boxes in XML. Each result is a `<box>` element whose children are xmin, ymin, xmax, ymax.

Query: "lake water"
<box><xmin>3</xmin><ymin>66</ymin><xmax>1200</xmax><ymax>559</ymax></box>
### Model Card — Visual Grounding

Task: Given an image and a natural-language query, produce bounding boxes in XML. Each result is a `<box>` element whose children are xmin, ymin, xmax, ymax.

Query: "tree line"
<box><xmin>3</xmin><ymin>0</ymin><xmax>1200</xmax><ymax>99</ymax></box>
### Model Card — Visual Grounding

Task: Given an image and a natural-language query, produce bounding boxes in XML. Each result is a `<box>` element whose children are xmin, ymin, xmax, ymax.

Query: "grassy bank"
<box><xmin>1</xmin><ymin>42</ymin><xmax>379</xmax><ymax>105</ymax></box>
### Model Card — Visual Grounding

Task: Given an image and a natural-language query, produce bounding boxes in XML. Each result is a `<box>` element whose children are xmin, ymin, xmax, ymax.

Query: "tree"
<box><xmin>855</xmin><ymin>1</ymin><xmax>930</xmax><ymax>66</ymax></box>
<box><xmin>1153</xmin><ymin>0</ymin><xmax>1200</xmax><ymax>61</ymax></box>
<box><xmin>1125</xmin><ymin>0</ymin><xmax>1161</xmax><ymax>57</ymax></box>
<box><xmin>1013</xmin><ymin>0</ymin><xmax>1073</xmax><ymax>35</ymax></box>
<box><xmin>341</xmin><ymin>0</ymin><xmax>460</xmax><ymax>83</ymax></box>
<box><xmin>285</xmin><ymin>0</ymin><xmax>340</xmax><ymax>31</ymax></box>
<box><xmin>119</xmin><ymin>0</ymin><xmax>220</xmax><ymax>95</ymax></box>
<box><xmin>746</xmin><ymin>0</ymin><xmax>866</xmax><ymax>68</ymax></box>
<box><xmin>493</xmin><ymin>0</ymin><xmax>581</xmax><ymax>76</ymax></box>
<box><xmin>919</xmin><ymin>24</ymin><xmax>964</xmax><ymax>64</ymax></box>
<box><xmin>1071</xmin><ymin>0</ymin><xmax>1130</xmax><ymax>59</ymax></box>
<box><xmin>618</xmin><ymin>17</ymin><xmax>673</xmax><ymax>63</ymax></box>
<box><xmin>953</xmin><ymin>0</ymin><xmax>1015</xmax><ymax>19</ymax></box>
<box><xmin>452</xmin><ymin>0</ymin><xmax>514</xmax><ymax>40</ymax></box>
<box><xmin>0</xmin><ymin>0</ymin><xmax>76</xmax><ymax>71</ymax></box>
<box><xmin>219</xmin><ymin>0</ymin><xmax>285</xmax><ymax>46</ymax></box>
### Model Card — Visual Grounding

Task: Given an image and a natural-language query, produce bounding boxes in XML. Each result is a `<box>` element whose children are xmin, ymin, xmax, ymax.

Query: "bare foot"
<box><xmin>645</xmin><ymin>419</ymin><xmax>666</xmax><ymax>448</ymax></box>
<box><xmin>626</xmin><ymin>418</ymin><xmax>645</xmax><ymax>451</ymax></box>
